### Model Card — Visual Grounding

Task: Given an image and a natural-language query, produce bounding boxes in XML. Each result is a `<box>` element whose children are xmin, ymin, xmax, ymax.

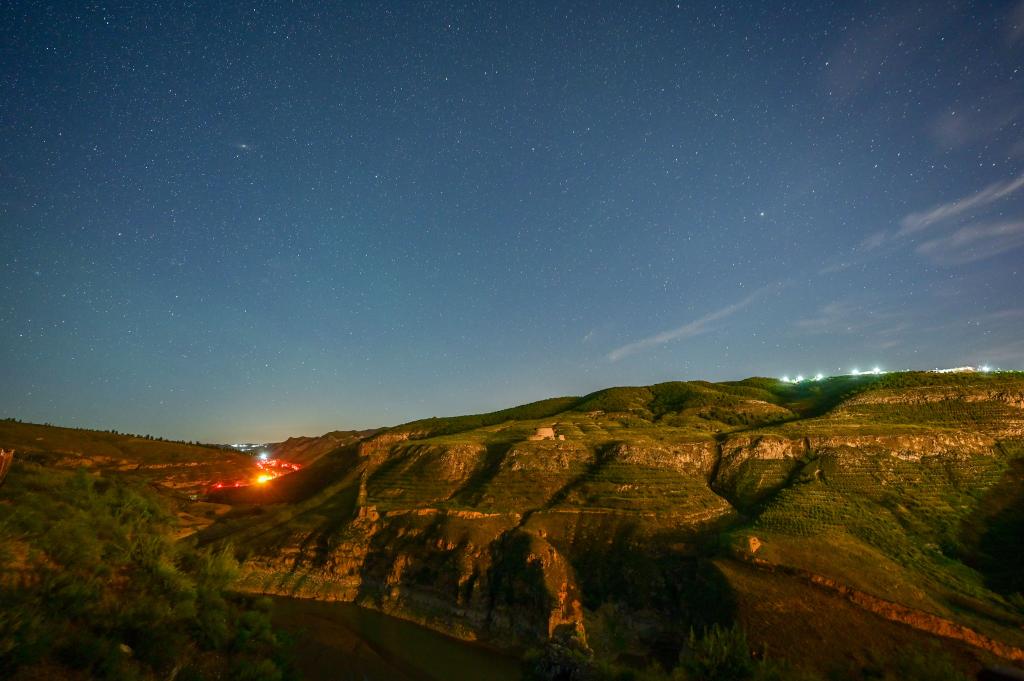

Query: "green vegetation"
<box><xmin>210</xmin><ymin>371</ymin><xmax>1024</xmax><ymax>678</ymax></box>
<box><xmin>0</xmin><ymin>418</ymin><xmax>256</xmax><ymax>503</ymax></box>
<box><xmin>7</xmin><ymin>370</ymin><xmax>1024</xmax><ymax>680</ymax></box>
<box><xmin>524</xmin><ymin>623</ymin><xmax>815</xmax><ymax>681</ymax></box>
<box><xmin>0</xmin><ymin>419</ymin><xmax>240</xmax><ymax>466</ymax></box>
<box><xmin>0</xmin><ymin>417</ymin><xmax>226</xmax><ymax>450</ymax></box>
<box><xmin>524</xmin><ymin>623</ymin><xmax>972</xmax><ymax>681</ymax></box>
<box><xmin>383</xmin><ymin>372</ymin><xmax>1024</xmax><ymax>450</ymax></box>
<box><xmin>0</xmin><ymin>462</ymin><xmax>291</xmax><ymax>680</ymax></box>
<box><xmin>393</xmin><ymin>396</ymin><xmax>581</xmax><ymax>439</ymax></box>
<box><xmin>673</xmin><ymin>624</ymin><xmax>806</xmax><ymax>681</ymax></box>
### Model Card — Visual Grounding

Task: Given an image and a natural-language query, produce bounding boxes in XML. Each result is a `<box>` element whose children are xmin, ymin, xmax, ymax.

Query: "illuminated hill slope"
<box><xmin>0</xmin><ymin>419</ymin><xmax>253</xmax><ymax>493</ymax></box>
<box><xmin>0</xmin><ymin>420</ymin><xmax>262</xmax><ymax>536</ymax></box>
<box><xmin>269</xmin><ymin>429</ymin><xmax>380</xmax><ymax>467</ymax></box>
<box><xmin>203</xmin><ymin>371</ymin><xmax>1024</xmax><ymax>678</ymax></box>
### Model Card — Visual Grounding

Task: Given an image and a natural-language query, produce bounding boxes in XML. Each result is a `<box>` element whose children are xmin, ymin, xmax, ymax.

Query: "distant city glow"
<box><xmin>258</xmin><ymin>451</ymin><xmax>269</xmax><ymax>461</ymax></box>
<box><xmin>814</xmin><ymin>373</ymin><xmax>824</xmax><ymax>381</ymax></box>
<box><xmin>230</xmin><ymin>443</ymin><xmax>267</xmax><ymax>452</ymax></box>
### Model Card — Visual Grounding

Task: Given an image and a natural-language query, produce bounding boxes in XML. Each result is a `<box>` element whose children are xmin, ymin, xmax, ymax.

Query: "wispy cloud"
<box><xmin>827</xmin><ymin>172</ymin><xmax>1024</xmax><ymax>271</ymax></box>
<box><xmin>796</xmin><ymin>301</ymin><xmax>860</xmax><ymax>333</ymax></box>
<box><xmin>859</xmin><ymin>230</ymin><xmax>889</xmax><ymax>251</ymax></box>
<box><xmin>1009</xmin><ymin>1</ymin><xmax>1024</xmax><ymax>44</ymax></box>
<box><xmin>915</xmin><ymin>220</ymin><xmax>1024</xmax><ymax>264</ymax></box>
<box><xmin>825</xmin><ymin>5</ymin><xmax>954</xmax><ymax>100</ymax></box>
<box><xmin>607</xmin><ymin>287</ymin><xmax>766</xmax><ymax>361</ymax></box>
<box><xmin>795</xmin><ymin>301</ymin><xmax>905</xmax><ymax>344</ymax></box>
<box><xmin>898</xmin><ymin>174</ymin><xmax>1024</xmax><ymax>236</ymax></box>
<box><xmin>930</xmin><ymin>99</ymin><xmax>1023</xmax><ymax>151</ymax></box>
<box><xmin>983</xmin><ymin>307</ymin><xmax>1024</xmax><ymax>321</ymax></box>
<box><xmin>870</xmin><ymin>322</ymin><xmax>911</xmax><ymax>350</ymax></box>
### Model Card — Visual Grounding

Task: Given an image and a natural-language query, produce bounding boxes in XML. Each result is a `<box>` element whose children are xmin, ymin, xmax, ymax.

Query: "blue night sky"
<box><xmin>2</xmin><ymin>1</ymin><xmax>1023</xmax><ymax>442</ymax></box>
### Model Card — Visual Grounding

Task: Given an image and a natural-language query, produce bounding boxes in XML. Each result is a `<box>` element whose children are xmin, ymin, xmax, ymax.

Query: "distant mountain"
<box><xmin>202</xmin><ymin>371</ymin><xmax>1024</xmax><ymax>678</ymax></box>
<box><xmin>0</xmin><ymin>419</ymin><xmax>251</xmax><ymax>495</ymax></box>
<box><xmin>270</xmin><ymin>429</ymin><xmax>381</xmax><ymax>467</ymax></box>
<box><xmin>0</xmin><ymin>419</ymin><xmax>265</xmax><ymax>538</ymax></box>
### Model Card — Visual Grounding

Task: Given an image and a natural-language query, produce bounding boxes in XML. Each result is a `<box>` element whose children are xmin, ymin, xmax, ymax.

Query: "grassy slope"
<box><xmin>9</xmin><ymin>372</ymin><xmax>1022</xmax><ymax>676</ymax></box>
<box><xmin>721</xmin><ymin>373</ymin><xmax>1024</xmax><ymax>667</ymax></box>
<box><xmin>0</xmin><ymin>419</ymin><xmax>253</xmax><ymax>486</ymax></box>
<box><xmin>210</xmin><ymin>371</ymin><xmax>1024</xmax><ymax>676</ymax></box>
<box><xmin>0</xmin><ymin>419</ymin><xmax>229</xmax><ymax>462</ymax></box>
<box><xmin>270</xmin><ymin>430</ymin><xmax>378</xmax><ymax>467</ymax></box>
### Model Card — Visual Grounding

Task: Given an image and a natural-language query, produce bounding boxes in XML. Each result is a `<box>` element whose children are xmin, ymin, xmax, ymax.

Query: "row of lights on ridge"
<box><xmin>781</xmin><ymin>365</ymin><xmax>996</xmax><ymax>384</ymax></box>
<box><xmin>780</xmin><ymin>367</ymin><xmax>883</xmax><ymax>383</ymax></box>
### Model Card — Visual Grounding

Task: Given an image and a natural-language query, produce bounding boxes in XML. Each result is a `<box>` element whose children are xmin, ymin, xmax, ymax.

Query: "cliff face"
<box><xmin>212</xmin><ymin>372</ymin><xmax>1024</xmax><ymax>669</ymax></box>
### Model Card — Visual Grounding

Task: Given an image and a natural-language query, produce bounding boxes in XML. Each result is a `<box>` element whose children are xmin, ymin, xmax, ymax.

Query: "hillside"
<box><xmin>0</xmin><ymin>457</ymin><xmax>290</xmax><ymax>680</ymax></box>
<box><xmin>0</xmin><ymin>420</ymin><xmax>261</xmax><ymax>536</ymax></box>
<box><xmin>269</xmin><ymin>429</ymin><xmax>381</xmax><ymax>467</ymax></box>
<box><xmin>0</xmin><ymin>419</ymin><xmax>254</xmax><ymax>490</ymax></box>
<box><xmin>200</xmin><ymin>371</ymin><xmax>1024</xmax><ymax>679</ymax></box>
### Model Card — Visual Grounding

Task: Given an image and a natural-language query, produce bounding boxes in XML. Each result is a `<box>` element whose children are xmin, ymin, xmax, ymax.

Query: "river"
<box><xmin>268</xmin><ymin>596</ymin><xmax>524</xmax><ymax>681</ymax></box>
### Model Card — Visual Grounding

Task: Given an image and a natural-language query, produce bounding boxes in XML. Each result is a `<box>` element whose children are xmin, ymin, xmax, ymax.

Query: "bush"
<box><xmin>672</xmin><ymin>624</ymin><xmax>814</xmax><ymax>681</ymax></box>
<box><xmin>0</xmin><ymin>462</ymin><xmax>291</xmax><ymax>679</ymax></box>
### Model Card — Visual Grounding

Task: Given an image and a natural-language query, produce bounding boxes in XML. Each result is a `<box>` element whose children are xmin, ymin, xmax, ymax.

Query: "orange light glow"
<box><xmin>208</xmin><ymin>458</ymin><xmax>302</xmax><ymax>494</ymax></box>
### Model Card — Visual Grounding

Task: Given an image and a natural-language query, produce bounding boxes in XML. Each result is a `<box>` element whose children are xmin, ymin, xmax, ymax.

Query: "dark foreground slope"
<box><xmin>0</xmin><ymin>461</ymin><xmax>290</xmax><ymax>680</ymax></box>
<box><xmin>202</xmin><ymin>371</ymin><xmax>1024</xmax><ymax>678</ymax></box>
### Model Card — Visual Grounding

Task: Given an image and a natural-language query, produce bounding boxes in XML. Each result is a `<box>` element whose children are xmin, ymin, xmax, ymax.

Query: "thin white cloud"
<box><xmin>899</xmin><ymin>174</ymin><xmax>1024</xmax><ymax>236</ymax></box>
<box><xmin>826</xmin><ymin>174</ymin><xmax>1024</xmax><ymax>272</ymax></box>
<box><xmin>916</xmin><ymin>220</ymin><xmax>1024</xmax><ymax>264</ymax></box>
<box><xmin>859</xmin><ymin>230</ymin><xmax>889</xmax><ymax>251</ymax></box>
<box><xmin>607</xmin><ymin>288</ymin><xmax>765</xmax><ymax>361</ymax></box>
<box><xmin>815</xmin><ymin>230</ymin><xmax>893</xmax><ymax>275</ymax></box>
<box><xmin>817</xmin><ymin>260</ymin><xmax>852</xmax><ymax>275</ymax></box>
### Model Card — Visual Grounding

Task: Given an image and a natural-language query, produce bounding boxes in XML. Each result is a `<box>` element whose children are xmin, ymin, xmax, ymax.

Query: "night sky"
<box><xmin>2</xmin><ymin>2</ymin><xmax>1023</xmax><ymax>442</ymax></box>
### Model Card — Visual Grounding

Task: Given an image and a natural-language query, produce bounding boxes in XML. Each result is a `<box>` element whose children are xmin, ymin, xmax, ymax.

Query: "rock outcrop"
<box><xmin>209</xmin><ymin>372</ymin><xmax>1024</xmax><ymax>667</ymax></box>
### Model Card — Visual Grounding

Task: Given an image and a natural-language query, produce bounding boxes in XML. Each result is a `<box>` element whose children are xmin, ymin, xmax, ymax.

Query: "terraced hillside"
<box><xmin>202</xmin><ymin>372</ymin><xmax>1024</xmax><ymax>678</ymax></box>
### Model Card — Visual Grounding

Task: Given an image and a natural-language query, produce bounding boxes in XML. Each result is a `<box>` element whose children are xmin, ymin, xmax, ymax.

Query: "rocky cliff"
<box><xmin>205</xmin><ymin>372</ymin><xmax>1024</xmax><ymax>674</ymax></box>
